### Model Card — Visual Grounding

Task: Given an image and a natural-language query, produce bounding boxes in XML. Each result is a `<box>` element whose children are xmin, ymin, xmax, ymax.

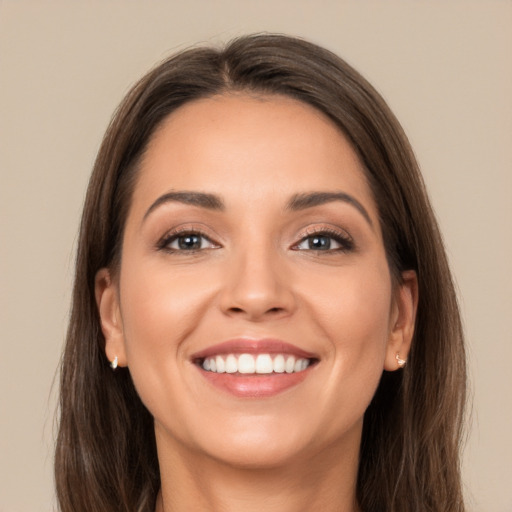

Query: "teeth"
<box><xmin>238</xmin><ymin>353</ymin><xmax>255</xmax><ymax>374</ymax></box>
<box><xmin>255</xmin><ymin>354</ymin><xmax>273</xmax><ymax>374</ymax></box>
<box><xmin>293</xmin><ymin>358</ymin><xmax>303</xmax><ymax>373</ymax></box>
<box><xmin>273</xmin><ymin>354</ymin><xmax>285</xmax><ymax>373</ymax></box>
<box><xmin>215</xmin><ymin>355</ymin><xmax>225</xmax><ymax>373</ymax></box>
<box><xmin>201</xmin><ymin>353</ymin><xmax>311</xmax><ymax>374</ymax></box>
<box><xmin>225</xmin><ymin>354</ymin><xmax>237</xmax><ymax>373</ymax></box>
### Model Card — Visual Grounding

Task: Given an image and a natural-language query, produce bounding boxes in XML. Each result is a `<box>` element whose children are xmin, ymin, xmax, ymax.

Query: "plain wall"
<box><xmin>0</xmin><ymin>1</ymin><xmax>511</xmax><ymax>510</ymax></box>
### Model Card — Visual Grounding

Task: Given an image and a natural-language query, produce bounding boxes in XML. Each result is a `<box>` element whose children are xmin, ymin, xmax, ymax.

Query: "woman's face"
<box><xmin>97</xmin><ymin>93</ymin><xmax>416</xmax><ymax>469</ymax></box>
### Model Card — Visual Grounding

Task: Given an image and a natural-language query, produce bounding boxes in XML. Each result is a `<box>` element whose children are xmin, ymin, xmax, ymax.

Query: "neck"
<box><xmin>154</xmin><ymin>428</ymin><xmax>361</xmax><ymax>512</ymax></box>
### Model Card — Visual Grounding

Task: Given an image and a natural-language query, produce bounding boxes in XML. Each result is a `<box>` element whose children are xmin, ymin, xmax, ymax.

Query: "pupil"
<box><xmin>178</xmin><ymin>235</ymin><xmax>201</xmax><ymax>250</ymax></box>
<box><xmin>310</xmin><ymin>236</ymin><xmax>330</xmax><ymax>250</ymax></box>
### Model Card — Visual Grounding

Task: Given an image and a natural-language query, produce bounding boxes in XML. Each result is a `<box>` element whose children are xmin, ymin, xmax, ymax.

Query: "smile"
<box><xmin>191</xmin><ymin>339</ymin><xmax>319</xmax><ymax>398</ymax></box>
<box><xmin>202</xmin><ymin>353</ymin><xmax>311</xmax><ymax>374</ymax></box>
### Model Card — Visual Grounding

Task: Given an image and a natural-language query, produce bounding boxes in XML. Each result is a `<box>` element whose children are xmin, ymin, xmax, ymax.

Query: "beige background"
<box><xmin>1</xmin><ymin>1</ymin><xmax>511</xmax><ymax>511</ymax></box>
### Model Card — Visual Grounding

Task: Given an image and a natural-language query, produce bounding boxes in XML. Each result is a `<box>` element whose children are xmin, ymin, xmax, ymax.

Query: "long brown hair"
<box><xmin>55</xmin><ymin>34</ymin><xmax>466</xmax><ymax>512</ymax></box>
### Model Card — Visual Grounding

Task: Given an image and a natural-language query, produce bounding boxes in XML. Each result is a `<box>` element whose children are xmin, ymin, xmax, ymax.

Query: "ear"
<box><xmin>95</xmin><ymin>268</ymin><xmax>127</xmax><ymax>368</ymax></box>
<box><xmin>384</xmin><ymin>270</ymin><xmax>418</xmax><ymax>371</ymax></box>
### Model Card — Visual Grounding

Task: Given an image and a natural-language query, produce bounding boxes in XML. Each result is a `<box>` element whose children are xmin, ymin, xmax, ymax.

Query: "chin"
<box><xmin>157</xmin><ymin>412</ymin><xmax>315</xmax><ymax>470</ymax></box>
<box><xmin>204</xmin><ymin>434</ymin><xmax>310</xmax><ymax>470</ymax></box>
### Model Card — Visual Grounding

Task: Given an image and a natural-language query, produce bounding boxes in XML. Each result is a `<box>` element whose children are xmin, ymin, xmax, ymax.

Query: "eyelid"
<box><xmin>291</xmin><ymin>226</ymin><xmax>355</xmax><ymax>252</ymax></box>
<box><xmin>156</xmin><ymin>225</ymin><xmax>222</xmax><ymax>252</ymax></box>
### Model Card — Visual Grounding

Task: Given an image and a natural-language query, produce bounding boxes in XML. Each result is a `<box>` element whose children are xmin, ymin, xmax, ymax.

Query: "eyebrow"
<box><xmin>286</xmin><ymin>192</ymin><xmax>373</xmax><ymax>227</ymax></box>
<box><xmin>143</xmin><ymin>189</ymin><xmax>372</xmax><ymax>227</ymax></box>
<box><xmin>143</xmin><ymin>191</ymin><xmax>225</xmax><ymax>222</ymax></box>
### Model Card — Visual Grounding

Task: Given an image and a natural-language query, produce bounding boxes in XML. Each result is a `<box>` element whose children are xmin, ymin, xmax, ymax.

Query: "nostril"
<box><xmin>226</xmin><ymin>305</ymin><xmax>286</xmax><ymax>318</ymax></box>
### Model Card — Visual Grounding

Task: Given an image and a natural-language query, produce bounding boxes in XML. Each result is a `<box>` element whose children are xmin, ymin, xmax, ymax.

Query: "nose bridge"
<box><xmin>220</xmin><ymin>235</ymin><xmax>294</xmax><ymax>319</ymax></box>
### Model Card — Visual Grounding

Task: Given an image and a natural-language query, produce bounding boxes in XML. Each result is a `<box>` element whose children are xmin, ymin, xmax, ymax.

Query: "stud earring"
<box><xmin>110</xmin><ymin>356</ymin><xmax>118</xmax><ymax>370</ymax></box>
<box><xmin>395</xmin><ymin>353</ymin><xmax>406</xmax><ymax>368</ymax></box>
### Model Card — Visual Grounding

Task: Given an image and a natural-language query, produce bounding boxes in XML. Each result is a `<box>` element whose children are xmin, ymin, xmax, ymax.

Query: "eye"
<box><xmin>293</xmin><ymin>230</ymin><xmax>354</xmax><ymax>252</ymax></box>
<box><xmin>158</xmin><ymin>230</ymin><xmax>219</xmax><ymax>253</ymax></box>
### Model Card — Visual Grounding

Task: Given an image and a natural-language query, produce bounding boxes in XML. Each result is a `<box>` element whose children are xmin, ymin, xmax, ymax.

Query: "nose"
<box><xmin>219</xmin><ymin>244</ymin><xmax>296</xmax><ymax>322</ymax></box>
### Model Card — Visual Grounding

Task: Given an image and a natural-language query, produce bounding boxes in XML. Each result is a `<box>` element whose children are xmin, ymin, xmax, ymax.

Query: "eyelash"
<box><xmin>157</xmin><ymin>228</ymin><xmax>219</xmax><ymax>254</ymax></box>
<box><xmin>292</xmin><ymin>228</ymin><xmax>355</xmax><ymax>253</ymax></box>
<box><xmin>157</xmin><ymin>227</ymin><xmax>355</xmax><ymax>254</ymax></box>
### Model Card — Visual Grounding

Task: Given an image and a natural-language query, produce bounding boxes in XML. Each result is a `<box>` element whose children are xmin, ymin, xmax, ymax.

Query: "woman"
<box><xmin>55</xmin><ymin>34</ymin><xmax>467</xmax><ymax>512</ymax></box>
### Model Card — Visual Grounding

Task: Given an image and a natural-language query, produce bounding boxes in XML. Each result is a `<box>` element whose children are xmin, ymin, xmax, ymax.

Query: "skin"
<box><xmin>96</xmin><ymin>94</ymin><xmax>417</xmax><ymax>512</ymax></box>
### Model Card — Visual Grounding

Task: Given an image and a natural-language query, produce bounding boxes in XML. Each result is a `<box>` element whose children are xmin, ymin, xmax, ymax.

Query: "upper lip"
<box><xmin>190</xmin><ymin>338</ymin><xmax>318</xmax><ymax>361</ymax></box>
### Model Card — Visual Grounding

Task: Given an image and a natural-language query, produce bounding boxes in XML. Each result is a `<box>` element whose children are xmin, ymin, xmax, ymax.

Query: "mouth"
<box><xmin>191</xmin><ymin>339</ymin><xmax>319</xmax><ymax>398</ymax></box>
<box><xmin>198</xmin><ymin>353</ymin><xmax>315</xmax><ymax>374</ymax></box>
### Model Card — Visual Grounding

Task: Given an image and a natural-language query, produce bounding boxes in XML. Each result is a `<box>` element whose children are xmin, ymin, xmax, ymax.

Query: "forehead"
<box><xmin>132</xmin><ymin>93</ymin><xmax>376</xmax><ymax>216</ymax></box>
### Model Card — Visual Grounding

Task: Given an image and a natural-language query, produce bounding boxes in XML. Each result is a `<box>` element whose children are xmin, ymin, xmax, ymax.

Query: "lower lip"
<box><xmin>197</xmin><ymin>367</ymin><xmax>312</xmax><ymax>398</ymax></box>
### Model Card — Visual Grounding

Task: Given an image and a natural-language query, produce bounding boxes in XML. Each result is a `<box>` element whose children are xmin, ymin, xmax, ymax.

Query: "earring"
<box><xmin>110</xmin><ymin>356</ymin><xmax>118</xmax><ymax>370</ymax></box>
<box><xmin>395</xmin><ymin>353</ymin><xmax>406</xmax><ymax>368</ymax></box>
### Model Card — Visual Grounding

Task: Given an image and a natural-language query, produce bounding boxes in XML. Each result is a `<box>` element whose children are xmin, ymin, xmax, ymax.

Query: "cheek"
<box><xmin>120</xmin><ymin>259</ymin><xmax>214</xmax><ymax>350</ymax></box>
<box><xmin>304</xmin><ymin>262</ymin><xmax>393</xmax><ymax>395</ymax></box>
<box><xmin>117</xmin><ymin>260</ymin><xmax>215</xmax><ymax>406</ymax></box>
<box><xmin>307</xmin><ymin>262</ymin><xmax>392</xmax><ymax>346</ymax></box>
